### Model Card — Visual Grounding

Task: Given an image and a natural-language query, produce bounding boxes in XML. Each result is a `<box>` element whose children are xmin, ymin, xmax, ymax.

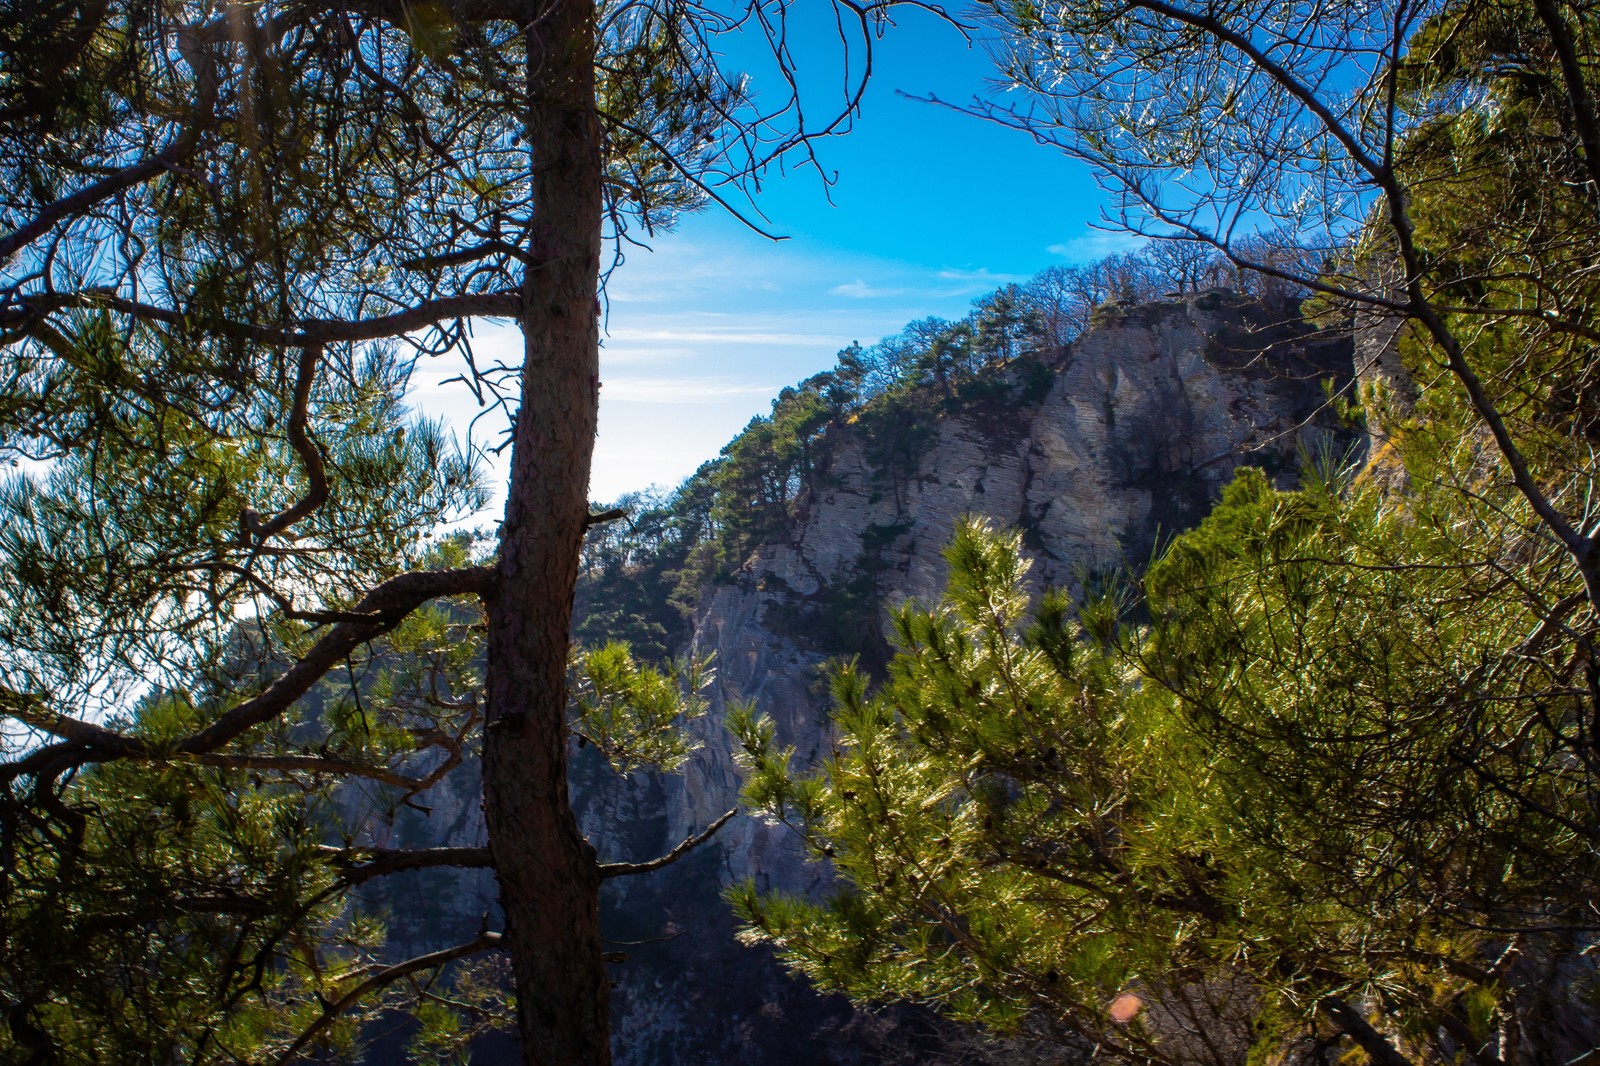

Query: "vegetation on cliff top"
<box><xmin>576</xmin><ymin>241</ymin><xmax>1307</xmax><ymax>660</ymax></box>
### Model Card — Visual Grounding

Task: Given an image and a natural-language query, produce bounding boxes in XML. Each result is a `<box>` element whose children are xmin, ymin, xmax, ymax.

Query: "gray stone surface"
<box><xmin>591</xmin><ymin>294</ymin><xmax>1353</xmax><ymax>1064</ymax></box>
<box><xmin>382</xmin><ymin>294</ymin><xmax>1355</xmax><ymax>1063</ymax></box>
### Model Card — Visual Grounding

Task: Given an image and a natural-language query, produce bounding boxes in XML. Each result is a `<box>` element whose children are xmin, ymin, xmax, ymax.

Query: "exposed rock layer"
<box><xmin>369</xmin><ymin>295</ymin><xmax>1354</xmax><ymax>1062</ymax></box>
<box><xmin>582</xmin><ymin>294</ymin><xmax>1355</xmax><ymax>1064</ymax></box>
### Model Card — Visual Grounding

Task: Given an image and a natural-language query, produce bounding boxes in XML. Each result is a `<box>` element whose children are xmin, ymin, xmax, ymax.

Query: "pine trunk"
<box><xmin>481</xmin><ymin>0</ymin><xmax>609</xmax><ymax>1061</ymax></box>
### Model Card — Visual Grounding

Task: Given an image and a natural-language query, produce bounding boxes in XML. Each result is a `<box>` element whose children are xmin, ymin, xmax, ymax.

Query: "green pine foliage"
<box><xmin>571</xmin><ymin>643</ymin><xmax>710</xmax><ymax>774</ymax></box>
<box><xmin>727</xmin><ymin>2</ymin><xmax>1600</xmax><ymax>1061</ymax></box>
<box><xmin>4</xmin><ymin>757</ymin><xmax>345</xmax><ymax>1061</ymax></box>
<box><xmin>734</xmin><ymin>479</ymin><xmax>1599</xmax><ymax>1060</ymax></box>
<box><xmin>731</xmin><ymin>519</ymin><xmax>1238</xmax><ymax>1056</ymax></box>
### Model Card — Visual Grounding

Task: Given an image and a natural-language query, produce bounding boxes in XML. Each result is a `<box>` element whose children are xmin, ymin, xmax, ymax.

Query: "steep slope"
<box><xmin>580</xmin><ymin>292</ymin><xmax>1355</xmax><ymax>1064</ymax></box>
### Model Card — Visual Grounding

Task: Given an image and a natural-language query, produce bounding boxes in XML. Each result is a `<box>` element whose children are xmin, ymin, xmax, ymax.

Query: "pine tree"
<box><xmin>735</xmin><ymin>496</ymin><xmax>1600</xmax><ymax>1061</ymax></box>
<box><xmin>0</xmin><ymin>0</ymin><xmax>894</xmax><ymax>1059</ymax></box>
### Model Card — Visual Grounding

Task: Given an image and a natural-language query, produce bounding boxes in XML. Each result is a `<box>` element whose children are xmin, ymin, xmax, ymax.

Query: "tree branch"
<box><xmin>320</xmin><ymin>844</ymin><xmax>495</xmax><ymax>885</ymax></box>
<box><xmin>271</xmin><ymin>930</ymin><xmax>503</xmax><ymax>1066</ymax></box>
<box><xmin>243</xmin><ymin>343</ymin><xmax>329</xmax><ymax>544</ymax></box>
<box><xmin>1</xmin><ymin>567</ymin><xmax>494</xmax><ymax>785</ymax></box>
<box><xmin>305</xmin><ymin>291</ymin><xmax>523</xmax><ymax>343</ymax></box>
<box><xmin>1128</xmin><ymin>0</ymin><xmax>1385</xmax><ymax>178</ymax></box>
<box><xmin>0</xmin><ymin>289</ymin><xmax>522</xmax><ymax>350</ymax></box>
<box><xmin>1532</xmin><ymin>0</ymin><xmax>1600</xmax><ymax>203</ymax></box>
<box><xmin>194</xmin><ymin>752</ymin><xmax>438</xmax><ymax>792</ymax></box>
<box><xmin>1318</xmin><ymin>996</ymin><xmax>1416</xmax><ymax>1066</ymax></box>
<box><xmin>598</xmin><ymin>808</ymin><xmax>735</xmax><ymax>879</ymax></box>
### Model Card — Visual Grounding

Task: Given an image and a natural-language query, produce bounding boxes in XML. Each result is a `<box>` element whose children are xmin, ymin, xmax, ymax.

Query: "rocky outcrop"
<box><xmin>586</xmin><ymin>293</ymin><xmax>1355</xmax><ymax>1064</ymax></box>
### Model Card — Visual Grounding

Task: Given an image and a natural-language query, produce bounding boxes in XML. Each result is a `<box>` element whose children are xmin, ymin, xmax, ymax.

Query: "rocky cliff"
<box><xmin>569</xmin><ymin>293</ymin><xmax>1356</xmax><ymax>1064</ymax></box>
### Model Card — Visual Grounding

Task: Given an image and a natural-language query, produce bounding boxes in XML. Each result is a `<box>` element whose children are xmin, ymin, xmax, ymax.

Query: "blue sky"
<box><xmin>419</xmin><ymin>8</ymin><xmax>1140</xmax><ymax>505</ymax></box>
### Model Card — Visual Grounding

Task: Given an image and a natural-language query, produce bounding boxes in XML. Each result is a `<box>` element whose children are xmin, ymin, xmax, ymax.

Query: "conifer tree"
<box><xmin>735</xmin><ymin>501</ymin><xmax>1600</xmax><ymax>1061</ymax></box>
<box><xmin>0</xmin><ymin>0</ymin><xmax>895</xmax><ymax>1059</ymax></box>
<box><xmin>732</xmin><ymin>3</ymin><xmax>1600</xmax><ymax>1059</ymax></box>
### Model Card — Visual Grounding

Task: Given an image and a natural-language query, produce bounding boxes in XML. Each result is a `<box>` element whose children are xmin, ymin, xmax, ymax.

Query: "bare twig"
<box><xmin>320</xmin><ymin>844</ymin><xmax>495</xmax><ymax>885</ymax></box>
<box><xmin>599</xmin><ymin>808</ymin><xmax>736</xmax><ymax>879</ymax></box>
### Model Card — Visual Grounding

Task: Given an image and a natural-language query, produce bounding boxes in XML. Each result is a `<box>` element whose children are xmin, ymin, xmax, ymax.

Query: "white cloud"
<box><xmin>1046</xmin><ymin>229</ymin><xmax>1148</xmax><ymax>262</ymax></box>
<box><xmin>598</xmin><ymin>343</ymin><xmax>697</xmax><ymax>366</ymax></box>
<box><xmin>601</xmin><ymin>376</ymin><xmax>780</xmax><ymax>404</ymax></box>
<box><xmin>830</xmin><ymin>279</ymin><xmax>906</xmax><ymax>299</ymax></box>
<box><xmin>831</xmin><ymin>270</ymin><xmax>1037</xmax><ymax>300</ymax></box>
<box><xmin>602</xmin><ymin>237</ymin><xmax>838</xmax><ymax>307</ymax></box>
<box><xmin>605</xmin><ymin>326</ymin><xmax>843</xmax><ymax>346</ymax></box>
<box><xmin>935</xmin><ymin>266</ymin><xmax>1026</xmax><ymax>285</ymax></box>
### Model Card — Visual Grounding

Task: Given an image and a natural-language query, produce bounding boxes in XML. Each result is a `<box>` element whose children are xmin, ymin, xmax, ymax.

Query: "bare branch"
<box><xmin>599</xmin><ymin>808</ymin><xmax>735</xmax><ymax>879</ymax></box>
<box><xmin>0</xmin><ymin>289</ymin><xmax>523</xmax><ymax>349</ymax></box>
<box><xmin>1318</xmin><ymin>997</ymin><xmax>1416</xmax><ymax>1066</ymax></box>
<box><xmin>306</xmin><ymin>290</ymin><xmax>524</xmax><ymax>344</ymax></box>
<box><xmin>193</xmin><ymin>753</ymin><xmax>437</xmax><ymax>792</ymax></box>
<box><xmin>243</xmin><ymin>343</ymin><xmax>330</xmax><ymax>545</ymax></box>
<box><xmin>1532</xmin><ymin>0</ymin><xmax>1600</xmax><ymax>203</ymax></box>
<box><xmin>320</xmin><ymin>844</ymin><xmax>495</xmax><ymax>885</ymax></box>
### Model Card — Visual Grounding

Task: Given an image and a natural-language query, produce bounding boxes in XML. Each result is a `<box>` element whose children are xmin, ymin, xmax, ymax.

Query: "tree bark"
<box><xmin>1320</xmin><ymin>997</ymin><xmax>1415</xmax><ymax>1066</ymax></box>
<box><xmin>481</xmin><ymin>0</ymin><xmax>609</xmax><ymax>1060</ymax></box>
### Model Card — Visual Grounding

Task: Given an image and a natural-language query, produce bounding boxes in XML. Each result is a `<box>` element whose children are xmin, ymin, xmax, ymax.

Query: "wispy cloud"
<box><xmin>1047</xmin><ymin>229</ymin><xmax>1148</xmax><ymax>263</ymax></box>
<box><xmin>935</xmin><ymin>266</ymin><xmax>1026</xmax><ymax>285</ymax></box>
<box><xmin>833</xmin><ymin>270</ymin><xmax>1031</xmax><ymax>303</ymax></box>
<box><xmin>830</xmin><ymin>279</ymin><xmax>907</xmax><ymax>299</ymax></box>
<box><xmin>598</xmin><ymin>343</ymin><xmax>697</xmax><ymax>366</ymax></box>
<box><xmin>605</xmin><ymin>326</ymin><xmax>842</xmax><ymax>346</ymax></box>
<box><xmin>601</xmin><ymin>376</ymin><xmax>780</xmax><ymax>404</ymax></box>
<box><xmin>603</xmin><ymin>237</ymin><xmax>837</xmax><ymax>307</ymax></box>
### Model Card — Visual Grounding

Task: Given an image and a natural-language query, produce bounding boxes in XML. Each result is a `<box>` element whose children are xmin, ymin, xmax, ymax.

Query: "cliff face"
<box><xmin>578</xmin><ymin>294</ymin><xmax>1355</xmax><ymax>1064</ymax></box>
